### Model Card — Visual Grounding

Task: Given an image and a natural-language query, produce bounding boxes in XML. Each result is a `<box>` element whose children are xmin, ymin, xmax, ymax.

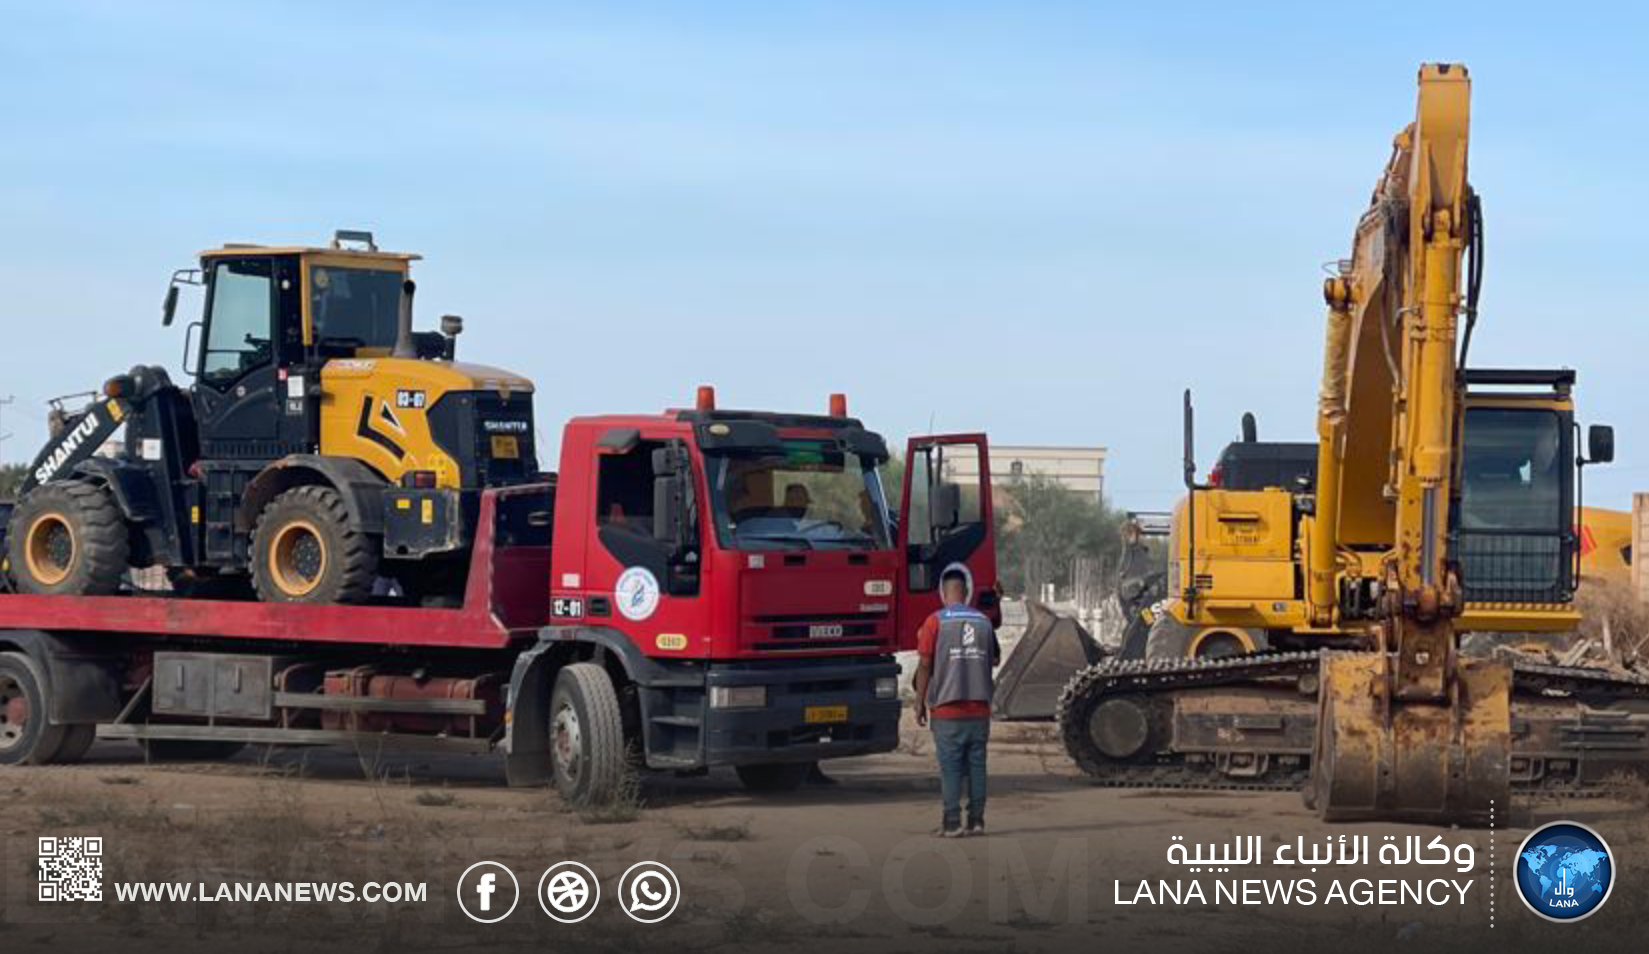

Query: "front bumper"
<box><xmin>640</xmin><ymin>656</ymin><xmax>902</xmax><ymax>770</ymax></box>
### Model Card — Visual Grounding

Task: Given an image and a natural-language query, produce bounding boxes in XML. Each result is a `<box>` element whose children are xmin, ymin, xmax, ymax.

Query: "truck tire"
<box><xmin>250</xmin><ymin>486</ymin><xmax>378</xmax><ymax>604</ymax></box>
<box><xmin>138</xmin><ymin>739</ymin><xmax>247</xmax><ymax>762</ymax></box>
<box><xmin>51</xmin><ymin>724</ymin><xmax>98</xmax><ymax>764</ymax></box>
<box><xmin>5</xmin><ymin>482</ymin><xmax>128</xmax><ymax>597</ymax></box>
<box><xmin>736</xmin><ymin>762</ymin><xmax>811</xmax><ymax>793</ymax></box>
<box><xmin>0</xmin><ymin>653</ymin><xmax>69</xmax><ymax>765</ymax></box>
<box><xmin>550</xmin><ymin>663</ymin><xmax>627</xmax><ymax>806</ymax></box>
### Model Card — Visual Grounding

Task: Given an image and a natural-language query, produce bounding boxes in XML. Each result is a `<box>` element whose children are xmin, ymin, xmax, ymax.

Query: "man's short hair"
<box><xmin>940</xmin><ymin>568</ymin><xmax>968</xmax><ymax>590</ymax></box>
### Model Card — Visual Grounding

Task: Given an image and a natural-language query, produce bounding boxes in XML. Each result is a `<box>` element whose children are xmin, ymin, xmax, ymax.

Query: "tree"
<box><xmin>0</xmin><ymin>464</ymin><xmax>25</xmax><ymax>500</ymax></box>
<box><xmin>993</xmin><ymin>473</ymin><xmax>1125</xmax><ymax>600</ymax></box>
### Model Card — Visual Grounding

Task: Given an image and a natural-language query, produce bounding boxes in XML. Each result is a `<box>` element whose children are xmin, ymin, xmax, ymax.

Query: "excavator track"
<box><xmin>1055</xmin><ymin>650</ymin><xmax>1649</xmax><ymax>798</ymax></box>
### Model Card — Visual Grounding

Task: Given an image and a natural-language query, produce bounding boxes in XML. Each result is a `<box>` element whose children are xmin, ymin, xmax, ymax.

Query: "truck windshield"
<box><xmin>704</xmin><ymin>440</ymin><xmax>892</xmax><ymax>550</ymax></box>
<box><xmin>1459</xmin><ymin>408</ymin><xmax>1565</xmax><ymax>532</ymax></box>
<box><xmin>309</xmin><ymin>266</ymin><xmax>403</xmax><ymax>349</ymax></box>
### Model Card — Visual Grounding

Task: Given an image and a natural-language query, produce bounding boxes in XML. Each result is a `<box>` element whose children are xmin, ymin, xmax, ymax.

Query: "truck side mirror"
<box><xmin>1587</xmin><ymin>424</ymin><xmax>1615</xmax><ymax>464</ymax></box>
<box><xmin>651</xmin><ymin>444</ymin><xmax>693</xmax><ymax>556</ymax></box>
<box><xmin>162</xmin><ymin>284</ymin><xmax>179</xmax><ymax>327</ymax></box>
<box><xmin>931</xmin><ymin>482</ymin><xmax>962</xmax><ymax>531</ymax></box>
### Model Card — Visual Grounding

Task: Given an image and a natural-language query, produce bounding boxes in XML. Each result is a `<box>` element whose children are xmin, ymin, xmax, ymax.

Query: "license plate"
<box><xmin>805</xmin><ymin>705</ymin><xmax>848</xmax><ymax>724</ymax></box>
<box><xmin>490</xmin><ymin>435</ymin><xmax>520</xmax><ymax>459</ymax></box>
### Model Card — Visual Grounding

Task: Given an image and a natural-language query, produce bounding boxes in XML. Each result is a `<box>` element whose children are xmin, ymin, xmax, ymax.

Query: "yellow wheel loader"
<box><xmin>1</xmin><ymin>231</ymin><xmax>536</xmax><ymax>605</ymax></box>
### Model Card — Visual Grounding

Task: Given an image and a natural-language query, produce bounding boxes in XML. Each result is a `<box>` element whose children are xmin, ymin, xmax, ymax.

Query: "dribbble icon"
<box><xmin>619</xmin><ymin>860</ymin><xmax>681</xmax><ymax>923</ymax></box>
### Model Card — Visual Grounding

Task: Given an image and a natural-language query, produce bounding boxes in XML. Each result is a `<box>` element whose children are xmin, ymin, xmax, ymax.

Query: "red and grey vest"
<box><xmin>926</xmin><ymin>604</ymin><xmax>999</xmax><ymax>709</ymax></box>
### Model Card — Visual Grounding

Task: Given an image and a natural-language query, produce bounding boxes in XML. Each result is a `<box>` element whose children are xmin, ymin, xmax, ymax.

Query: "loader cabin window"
<box><xmin>1457</xmin><ymin>407</ymin><xmax>1569</xmax><ymax>602</ymax></box>
<box><xmin>704</xmin><ymin>440</ymin><xmax>893</xmax><ymax>550</ymax></box>
<box><xmin>201</xmin><ymin>261</ymin><xmax>274</xmax><ymax>387</ymax></box>
<box><xmin>308</xmin><ymin>266</ymin><xmax>403</xmax><ymax>352</ymax></box>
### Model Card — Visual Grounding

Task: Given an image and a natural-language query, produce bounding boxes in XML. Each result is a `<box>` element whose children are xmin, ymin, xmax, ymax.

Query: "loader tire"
<box><xmin>5</xmin><ymin>481</ymin><xmax>128</xmax><ymax>597</ymax></box>
<box><xmin>0</xmin><ymin>652</ymin><xmax>68</xmax><ymax>766</ymax></box>
<box><xmin>550</xmin><ymin>663</ymin><xmax>628</xmax><ymax>806</ymax></box>
<box><xmin>250</xmin><ymin>486</ymin><xmax>378</xmax><ymax>604</ymax></box>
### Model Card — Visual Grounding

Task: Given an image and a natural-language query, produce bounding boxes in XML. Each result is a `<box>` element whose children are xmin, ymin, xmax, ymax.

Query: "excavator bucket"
<box><xmin>1312</xmin><ymin>652</ymin><xmax>1510</xmax><ymax>825</ymax></box>
<box><xmin>993</xmin><ymin>602</ymin><xmax>1107</xmax><ymax>721</ymax></box>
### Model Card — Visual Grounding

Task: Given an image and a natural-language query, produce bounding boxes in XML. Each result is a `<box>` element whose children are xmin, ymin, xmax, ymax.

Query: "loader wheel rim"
<box><xmin>24</xmin><ymin>514</ymin><xmax>76</xmax><ymax>586</ymax></box>
<box><xmin>269</xmin><ymin>520</ymin><xmax>327</xmax><ymax>597</ymax></box>
<box><xmin>0</xmin><ymin>674</ymin><xmax>28</xmax><ymax>751</ymax></box>
<box><xmin>553</xmin><ymin>703</ymin><xmax>583</xmax><ymax>784</ymax></box>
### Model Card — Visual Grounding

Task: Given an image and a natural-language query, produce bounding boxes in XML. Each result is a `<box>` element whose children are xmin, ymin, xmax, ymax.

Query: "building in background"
<box><xmin>950</xmin><ymin>445</ymin><xmax>1107</xmax><ymax>502</ymax></box>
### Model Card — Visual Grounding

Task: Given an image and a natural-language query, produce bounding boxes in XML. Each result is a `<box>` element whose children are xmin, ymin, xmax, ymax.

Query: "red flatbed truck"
<box><xmin>0</xmin><ymin>390</ymin><xmax>997</xmax><ymax>801</ymax></box>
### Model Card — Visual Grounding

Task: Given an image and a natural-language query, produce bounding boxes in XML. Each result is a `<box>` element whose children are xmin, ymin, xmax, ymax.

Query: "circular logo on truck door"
<box><xmin>615</xmin><ymin>567</ymin><xmax>661</xmax><ymax>621</ymax></box>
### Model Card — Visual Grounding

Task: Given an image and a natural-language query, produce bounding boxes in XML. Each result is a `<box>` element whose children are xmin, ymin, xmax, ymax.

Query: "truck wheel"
<box><xmin>550</xmin><ymin>663</ymin><xmax>627</xmax><ymax>806</ymax></box>
<box><xmin>50</xmin><ymin>724</ymin><xmax>98</xmax><ymax>764</ymax></box>
<box><xmin>5</xmin><ymin>482</ymin><xmax>128</xmax><ymax>596</ymax></box>
<box><xmin>138</xmin><ymin>740</ymin><xmax>247</xmax><ymax>762</ymax></box>
<box><xmin>736</xmin><ymin>762</ymin><xmax>811</xmax><ymax>793</ymax></box>
<box><xmin>251</xmin><ymin>486</ymin><xmax>378</xmax><ymax>604</ymax></box>
<box><xmin>0</xmin><ymin>653</ymin><xmax>68</xmax><ymax>765</ymax></box>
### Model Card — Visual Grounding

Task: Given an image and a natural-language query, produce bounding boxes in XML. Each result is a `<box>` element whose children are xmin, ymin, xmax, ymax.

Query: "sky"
<box><xmin>2</xmin><ymin>1</ymin><xmax>1647</xmax><ymax>513</ymax></box>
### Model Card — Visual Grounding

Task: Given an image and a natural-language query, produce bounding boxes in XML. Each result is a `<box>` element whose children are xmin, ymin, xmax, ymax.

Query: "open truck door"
<box><xmin>896</xmin><ymin>434</ymin><xmax>999</xmax><ymax>650</ymax></box>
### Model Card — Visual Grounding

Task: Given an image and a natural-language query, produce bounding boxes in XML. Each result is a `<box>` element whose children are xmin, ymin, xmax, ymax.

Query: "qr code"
<box><xmin>39</xmin><ymin>836</ymin><xmax>103</xmax><ymax>901</ymax></box>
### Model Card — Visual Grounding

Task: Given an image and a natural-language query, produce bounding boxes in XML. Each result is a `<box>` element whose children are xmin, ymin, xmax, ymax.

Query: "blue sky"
<box><xmin>3</xmin><ymin>2</ymin><xmax>1647</xmax><ymax>512</ymax></box>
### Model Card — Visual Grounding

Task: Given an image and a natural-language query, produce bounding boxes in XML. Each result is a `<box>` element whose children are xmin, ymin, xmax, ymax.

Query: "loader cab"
<box><xmin>546</xmin><ymin>392</ymin><xmax>997</xmax><ymax>662</ymax></box>
<box><xmin>169</xmin><ymin>233</ymin><xmax>419</xmax><ymax>459</ymax></box>
<box><xmin>1455</xmin><ymin>369</ymin><xmax>1605</xmax><ymax>606</ymax></box>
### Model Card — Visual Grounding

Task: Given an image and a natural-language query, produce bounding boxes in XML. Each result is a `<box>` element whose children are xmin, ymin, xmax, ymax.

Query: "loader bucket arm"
<box><xmin>15</xmin><ymin>367</ymin><xmax>172</xmax><ymax>497</ymax></box>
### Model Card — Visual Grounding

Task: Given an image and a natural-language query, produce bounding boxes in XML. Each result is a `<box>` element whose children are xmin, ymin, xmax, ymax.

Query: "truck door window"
<box><xmin>597</xmin><ymin>441</ymin><xmax>660</xmax><ymax>534</ymax></box>
<box><xmin>904</xmin><ymin>441</ymin><xmax>987</xmax><ymax>590</ymax></box>
<box><xmin>202</xmin><ymin>260</ymin><xmax>274</xmax><ymax>387</ymax></box>
<box><xmin>596</xmin><ymin>439</ymin><xmax>701</xmax><ymax>595</ymax></box>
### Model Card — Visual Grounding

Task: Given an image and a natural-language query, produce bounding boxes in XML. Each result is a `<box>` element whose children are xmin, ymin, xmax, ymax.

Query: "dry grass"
<box><xmin>674</xmin><ymin>816</ymin><xmax>754</xmax><ymax>842</ymax></box>
<box><xmin>1576</xmin><ymin>578</ymin><xmax>1649</xmax><ymax>666</ymax></box>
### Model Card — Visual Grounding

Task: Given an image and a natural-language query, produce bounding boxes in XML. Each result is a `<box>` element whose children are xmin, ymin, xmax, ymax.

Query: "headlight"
<box><xmin>874</xmin><ymin>676</ymin><xmax>899</xmax><ymax>700</ymax></box>
<box><xmin>709</xmin><ymin>686</ymin><xmax>767</xmax><ymax>709</ymax></box>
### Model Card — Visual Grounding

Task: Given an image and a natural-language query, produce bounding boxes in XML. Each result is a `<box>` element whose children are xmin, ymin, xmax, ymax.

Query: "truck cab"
<box><xmin>510</xmin><ymin>390</ymin><xmax>998</xmax><ymax>797</ymax></box>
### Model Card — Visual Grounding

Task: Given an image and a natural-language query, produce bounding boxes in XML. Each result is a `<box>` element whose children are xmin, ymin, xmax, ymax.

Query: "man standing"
<box><xmin>913</xmin><ymin>569</ymin><xmax>999</xmax><ymax>837</ymax></box>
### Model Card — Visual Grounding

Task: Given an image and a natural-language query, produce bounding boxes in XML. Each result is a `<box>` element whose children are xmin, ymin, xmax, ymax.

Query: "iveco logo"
<box><xmin>808</xmin><ymin>624</ymin><xmax>846</xmax><ymax>639</ymax></box>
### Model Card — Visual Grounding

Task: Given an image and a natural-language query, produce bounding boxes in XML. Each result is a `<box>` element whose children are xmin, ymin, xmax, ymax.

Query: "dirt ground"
<box><xmin>2</xmin><ymin>717</ymin><xmax>1645</xmax><ymax>954</ymax></box>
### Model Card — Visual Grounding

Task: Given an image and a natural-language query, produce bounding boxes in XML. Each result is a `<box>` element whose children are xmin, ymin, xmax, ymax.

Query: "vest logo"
<box><xmin>961</xmin><ymin>623</ymin><xmax>978</xmax><ymax>648</ymax></box>
<box><xmin>35</xmin><ymin>413</ymin><xmax>102</xmax><ymax>485</ymax></box>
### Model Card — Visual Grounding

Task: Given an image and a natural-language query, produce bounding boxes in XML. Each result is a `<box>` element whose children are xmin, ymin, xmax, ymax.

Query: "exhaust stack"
<box><xmin>392</xmin><ymin>279</ymin><xmax>418</xmax><ymax>359</ymax></box>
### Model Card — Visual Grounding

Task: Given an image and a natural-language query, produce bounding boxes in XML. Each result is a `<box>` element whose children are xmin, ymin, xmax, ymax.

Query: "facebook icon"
<box><xmin>457</xmin><ymin>861</ymin><xmax>519</xmax><ymax>923</ymax></box>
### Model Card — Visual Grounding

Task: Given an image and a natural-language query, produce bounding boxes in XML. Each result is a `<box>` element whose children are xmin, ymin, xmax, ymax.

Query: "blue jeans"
<box><xmin>932</xmin><ymin>717</ymin><xmax>990</xmax><ymax>827</ymax></box>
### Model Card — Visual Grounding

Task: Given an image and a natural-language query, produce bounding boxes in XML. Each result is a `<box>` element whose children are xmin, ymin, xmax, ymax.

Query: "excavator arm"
<box><xmin>1310</xmin><ymin>64</ymin><xmax>1509</xmax><ymax>822</ymax></box>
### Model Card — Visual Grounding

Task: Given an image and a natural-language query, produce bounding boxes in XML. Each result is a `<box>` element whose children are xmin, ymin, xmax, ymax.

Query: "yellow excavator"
<box><xmin>1056</xmin><ymin>64</ymin><xmax>1649</xmax><ymax>824</ymax></box>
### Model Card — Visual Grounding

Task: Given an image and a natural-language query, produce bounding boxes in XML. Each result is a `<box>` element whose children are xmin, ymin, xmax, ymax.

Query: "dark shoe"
<box><xmin>935</xmin><ymin>818</ymin><xmax>964</xmax><ymax>838</ymax></box>
<box><xmin>966</xmin><ymin>819</ymin><xmax>986</xmax><ymax>837</ymax></box>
